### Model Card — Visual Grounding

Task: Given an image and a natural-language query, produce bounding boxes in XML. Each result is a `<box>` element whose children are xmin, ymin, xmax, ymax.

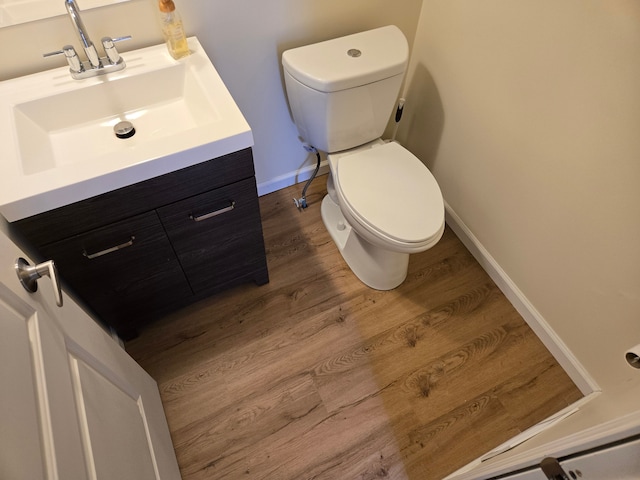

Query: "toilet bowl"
<box><xmin>281</xmin><ymin>25</ymin><xmax>445</xmax><ymax>289</ymax></box>
<box><xmin>321</xmin><ymin>140</ymin><xmax>444</xmax><ymax>290</ymax></box>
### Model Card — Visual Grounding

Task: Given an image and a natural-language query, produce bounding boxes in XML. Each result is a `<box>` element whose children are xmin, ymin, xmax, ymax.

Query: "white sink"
<box><xmin>13</xmin><ymin>59</ymin><xmax>219</xmax><ymax>176</ymax></box>
<box><xmin>0</xmin><ymin>37</ymin><xmax>253</xmax><ymax>222</ymax></box>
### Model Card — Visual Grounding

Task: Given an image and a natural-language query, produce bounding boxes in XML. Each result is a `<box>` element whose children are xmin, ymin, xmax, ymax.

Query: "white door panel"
<box><xmin>0</xmin><ymin>229</ymin><xmax>180</xmax><ymax>480</ymax></box>
<box><xmin>0</xmin><ymin>299</ymin><xmax>48</xmax><ymax>479</ymax></box>
<box><xmin>72</xmin><ymin>358</ymin><xmax>157</xmax><ymax>479</ymax></box>
<box><xmin>0</xmin><ymin>283</ymin><xmax>88</xmax><ymax>479</ymax></box>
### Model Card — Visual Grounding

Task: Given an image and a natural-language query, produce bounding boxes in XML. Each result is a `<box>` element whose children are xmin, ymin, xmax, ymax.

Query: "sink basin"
<box><xmin>14</xmin><ymin>61</ymin><xmax>218</xmax><ymax>176</ymax></box>
<box><xmin>0</xmin><ymin>37</ymin><xmax>253</xmax><ymax>221</ymax></box>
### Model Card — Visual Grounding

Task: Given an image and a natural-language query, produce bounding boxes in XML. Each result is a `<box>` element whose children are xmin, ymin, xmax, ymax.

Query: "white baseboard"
<box><xmin>444</xmin><ymin>202</ymin><xmax>599</xmax><ymax>395</ymax></box>
<box><xmin>257</xmin><ymin>160</ymin><xmax>330</xmax><ymax>197</ymax></box>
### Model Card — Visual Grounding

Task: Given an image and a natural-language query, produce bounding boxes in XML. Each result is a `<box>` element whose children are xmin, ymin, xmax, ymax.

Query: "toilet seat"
<box><xmin>333</xmin><ymin>142</ymin><xmax>444</xmax><ymax>249</ymax></box>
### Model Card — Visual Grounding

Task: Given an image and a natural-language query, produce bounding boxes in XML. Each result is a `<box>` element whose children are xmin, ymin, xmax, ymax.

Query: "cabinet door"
<box><xmin>158</xmin><ymin>177</ymin><xmax>268</xmax><ymax>294</ymax></box>
<box><xmin>38</xmin><ymin>211</ymin><xmax>193</xmax><ymax>336</ymax></box>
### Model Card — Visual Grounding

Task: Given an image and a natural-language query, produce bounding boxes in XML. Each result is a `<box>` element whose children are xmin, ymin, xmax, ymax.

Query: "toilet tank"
<box><xmin>282</xmin><ymin>25</ymin><xmax>408</xmax><ymax>153</ymax></box>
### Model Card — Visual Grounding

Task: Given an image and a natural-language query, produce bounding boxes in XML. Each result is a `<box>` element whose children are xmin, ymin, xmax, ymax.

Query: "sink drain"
<box><xmin>114</xmin><ymin>121</ymin><xmax>136</xmax><ymax>139</ymax></box>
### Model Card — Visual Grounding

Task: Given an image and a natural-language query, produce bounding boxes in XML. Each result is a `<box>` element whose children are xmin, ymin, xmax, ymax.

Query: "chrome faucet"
<box><xmin>65</xmin><ymin>0</ymin><xmax>101</xmax><ymax>68</ymax></box>
<box><xmin>43</xmin><ymin>0</ymin><xmax>131</xmax><ymax>79</ymax></box>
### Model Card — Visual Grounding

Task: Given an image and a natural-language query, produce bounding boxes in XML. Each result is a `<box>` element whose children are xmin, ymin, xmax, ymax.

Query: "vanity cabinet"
<box><xmin>12</xmin><ymin>148</ymin><xmax>269</xmax><ymax>338</ymax></box>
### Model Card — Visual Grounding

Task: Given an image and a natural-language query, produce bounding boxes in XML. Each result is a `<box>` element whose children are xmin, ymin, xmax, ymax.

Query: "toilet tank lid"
<box><xmin>282</xmin><ymin>25</ymin><xmax>408</xmax><ymax>93</ymax></box>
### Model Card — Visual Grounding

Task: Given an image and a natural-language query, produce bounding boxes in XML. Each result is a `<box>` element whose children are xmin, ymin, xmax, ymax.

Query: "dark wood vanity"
<box><xmin>12</xmin><ymin>148</ymin><xmax>268</xmax><ymax>338</ymax></box>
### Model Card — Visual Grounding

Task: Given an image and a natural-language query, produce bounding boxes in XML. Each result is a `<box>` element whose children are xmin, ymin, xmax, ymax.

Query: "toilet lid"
<box><xmin>337</xmin><ymin>142</ymin><xmax>444</xmax><ymax>244</ymax></box>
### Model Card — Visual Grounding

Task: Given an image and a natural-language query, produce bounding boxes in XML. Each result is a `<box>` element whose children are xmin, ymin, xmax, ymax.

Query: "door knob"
<box><xmin>540</xmin><ymin>457</ymin><xmax>570</xmax><ymax>479</ymax></box>
<box><xmin>15</xmin><ymin>258</ymin><xmax>63</xmax><ymax>307</ymax></box>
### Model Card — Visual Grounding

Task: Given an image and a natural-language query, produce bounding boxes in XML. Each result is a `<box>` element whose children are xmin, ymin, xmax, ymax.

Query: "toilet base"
<box><xmin>321</xmin><ymin>194</ymin><xmax>409</xmax><ymax>290</ymax></box>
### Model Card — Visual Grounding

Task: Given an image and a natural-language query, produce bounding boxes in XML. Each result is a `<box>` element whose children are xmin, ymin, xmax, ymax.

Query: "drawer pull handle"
<box><xmin>83</xmin><ymin>236</ymin><xmax>136</xmax><ymax>259</ymax></box>
<box><xmin>190</xmin><ymin>201</ymin><xmax>235</xmax><ymax>222</ymax></box>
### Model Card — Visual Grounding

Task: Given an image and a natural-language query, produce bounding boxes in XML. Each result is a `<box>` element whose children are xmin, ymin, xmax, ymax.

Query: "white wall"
<box><xmin>401</xmin><ymin>0</ymin><xmax>640</xmax><ymax>393</ymax></box>
<box><xmin>401</xmin><ymin>1</ymin><xmax>640</xmax><ymax>475</ymax></box>
<box><xmin>0</xmin><ymin>0</ymin><xmax>423</xmax><ymax>196</ymax></box>
<box><xmin>180</xmin><ymin>0</ymin><xmax>423</xmax><ymax>194</ymax></box>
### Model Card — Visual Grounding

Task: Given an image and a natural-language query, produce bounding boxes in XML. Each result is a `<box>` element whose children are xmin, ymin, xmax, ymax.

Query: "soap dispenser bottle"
<box><xmin>158</xmin><ymin>0</ymin><xmax>190</xmax><ymax>59</ymax></box>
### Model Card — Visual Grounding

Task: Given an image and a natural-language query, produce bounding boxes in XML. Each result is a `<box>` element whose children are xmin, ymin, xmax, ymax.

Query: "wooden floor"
<box><xmin>126</xmin><ymin>176</ymin><xmax>582</xmax><ymax>480</ymax></box>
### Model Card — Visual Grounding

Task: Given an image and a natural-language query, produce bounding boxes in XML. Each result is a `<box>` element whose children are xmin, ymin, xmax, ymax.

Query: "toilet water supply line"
<box><xmin>294</xmin><ymin>144</ymin><xmax>320</xmax><ymax>210</ymax></box>
<box><xmin>294</xmin><ymin>97</ymin><xmax>406</xmax><ymax>210</ymax></box>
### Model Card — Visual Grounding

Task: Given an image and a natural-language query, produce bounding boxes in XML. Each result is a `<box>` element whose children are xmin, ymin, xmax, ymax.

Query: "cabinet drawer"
<box><xmin>39</xmin><ymin>211</ymin><xmax>192</xmax><ymax>333</ymax></box>
<box><xmin>158</xmin><ymin>178</ymin><xmax>267</xmax><ymax>294</ymax></box>
<box><xmin>12</xmin><ymin>148</ymin><xmax>256</xmax><ymax>246</ymax></box>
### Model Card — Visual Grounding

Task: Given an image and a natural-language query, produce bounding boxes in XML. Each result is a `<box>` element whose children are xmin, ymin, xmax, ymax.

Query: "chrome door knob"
<box><xmin>15</xmin><ymin>258</ymin><xmax>63</xmax><ymax>307</ymax></box>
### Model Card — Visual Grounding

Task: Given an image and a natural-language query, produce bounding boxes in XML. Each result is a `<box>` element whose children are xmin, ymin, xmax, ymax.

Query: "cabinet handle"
<box><xmin>83</xmin><ymin>236</ymin><xmax>136</xmax><ymax>259</ymax></box>
<box><xmin>189</xmin><ymin>201</ymin><xmax>235</xmax><ymax>222</ymax></box>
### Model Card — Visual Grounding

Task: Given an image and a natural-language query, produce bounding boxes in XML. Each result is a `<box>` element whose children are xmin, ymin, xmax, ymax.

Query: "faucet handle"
<box><xmin>102</xmin><ymin>35</ymin><xmax>132</xmax><ymax>65</ymax></box>
<box><xmin>111</xmin><ymin>35</ymin><xmax>133</xmax><ymax>44</ymax></box>
<box><xmin>43</xmin><ymin>45</ymin><xmax>84</xmax><ymax>74</ymax></box>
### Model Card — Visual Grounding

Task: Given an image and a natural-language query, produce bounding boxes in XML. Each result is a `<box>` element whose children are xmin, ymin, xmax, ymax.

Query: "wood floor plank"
<box><xmin>126</xmin><ymin>175</ymin><xmax>583</xmax><ymax>480</ymax></box>
<box><xmin>495</xmin><ymin>356</ymin><xmax>584</xmax><ymax>431</ymax></box>
<box><xmin>201</xmin><ymin>393</ymin><xmax>408</xmax><ymax>480</ymax></box>
<box><xmin>173</xmin><ymin>372</ymin><xmax>324</xmax><ymax>479</ymax></box>
<box><xmin>402</xmin><ymin>392</ymin><xmax>521</xmax><ymax>478</ymax></box>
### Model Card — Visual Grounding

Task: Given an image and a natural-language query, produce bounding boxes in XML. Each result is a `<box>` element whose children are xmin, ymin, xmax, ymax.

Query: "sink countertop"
<box><xmin>0</xmin><ymin>37</ymin><xmax>253</xmax><ymax>222</ymax></box>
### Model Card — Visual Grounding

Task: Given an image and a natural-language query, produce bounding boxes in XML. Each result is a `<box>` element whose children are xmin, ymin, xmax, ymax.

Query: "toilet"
<box><xmin>282</xmin><ymin>25</ymin><xmax>445</xmax><ymax>290</ymax></box>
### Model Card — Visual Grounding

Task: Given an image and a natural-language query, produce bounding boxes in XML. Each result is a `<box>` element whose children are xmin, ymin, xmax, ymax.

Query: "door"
<box><xmin>489</xmin><ymin>435</ymin><xmax>640</xmax><ymax>479</ymax></box>
<box><xmin>0</xmin><ymin>228</ymin><xmax>180</xmax><ymax>480</ymax></box>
